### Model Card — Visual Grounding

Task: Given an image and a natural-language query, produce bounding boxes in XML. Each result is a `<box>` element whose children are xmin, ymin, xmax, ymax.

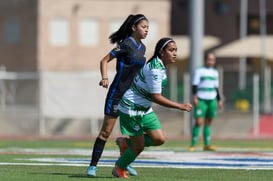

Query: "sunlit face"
<box><xmin>205</xmin><ymin>53</ymin><xmax>216</xmax><ymax>68</ymax></box>
<box><xmin>160</xmin><ymin>42</ymin><xmax>177</xmax><ymax>66</ymax></box>
<box><xmin>132</xmin><ymin>20</ymin><xmax>149</xmax><ymax>40</ymax></box>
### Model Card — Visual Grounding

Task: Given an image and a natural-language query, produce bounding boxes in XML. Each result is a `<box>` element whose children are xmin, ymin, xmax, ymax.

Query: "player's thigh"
<box><xmin>119</xmin><ymin>111</ymin><xmax>144</xmax><ymax>136</ymax></box>
<box><xmin>146</xmin><ymin>129</ymin><xmax>165</xmax><ymax>146</ymax></box>
<box><xmin>142</xmin><ymin>112</ymin><xmax>162</xmax><ymax>131</ymax></box>
<box><xmin>194</xmin><ymin>99</ymin><xmax>208</xmax><ymax>118</ymax></box>
<box><xmin>142</xmin><ymin>112</ymin><xmax>164</xmax><ymax>145</ymax></box>
<box><xmin>100</xmin><ymin>115</ymin><xmax>117</xmax><ymax>131</ymax></box>
<box><xmin>207</xmin><ymin>99</ymin><xmax>218</xmax><ymax>118</ymax></box>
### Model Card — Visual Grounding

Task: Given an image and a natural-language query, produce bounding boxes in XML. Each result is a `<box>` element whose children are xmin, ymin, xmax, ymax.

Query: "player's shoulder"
<box><xmin>123</xmin><ymin>37</ymin><xmax>145</xmax><ymax>48</ymax></box>
<box><xmin>211</xmin><ymin>67</ymin><xmax>218</xmax><ymax>72</ymax></box>
<box><xmin>115</xmin><ymin>37</ymin><xmax>130</xmax><ymax>47</ymax></box>
<box><xmin>122</xmin><ymin>37</ymin><xmax>136</xmax><ymax>46</ymax></box>
<box><xmin>195</xmin><ymin>66</ymin><xmax>205</xmax><ymax>71</ymax></box>
<box><xmin>122</xmin><ymin>37</ymin><xmax>130</xmax><ymax>44</ymax></box>
<box><xmin>148</xmin><ymin>57</ymin><xmax>165</xmax><ymax>70</ymax></box>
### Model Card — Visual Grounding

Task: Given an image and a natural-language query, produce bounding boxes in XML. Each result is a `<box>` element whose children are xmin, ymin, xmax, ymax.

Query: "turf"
<box><xmin>0</xmin><ymin>165</ymin><xmax>272</xmax><ymax>181</ymax></box>
<box><xmin>0</xmin><ymin>138</ymin><xmax>272</xmax><ymax>181</ymax></box>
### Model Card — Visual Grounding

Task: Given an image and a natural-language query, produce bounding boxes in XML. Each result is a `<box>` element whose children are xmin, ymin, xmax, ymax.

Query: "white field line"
<box><xmin>1</xmin><ymin>148</ymin><xmax>273</xmax><ymax>170</ymax></box>
<box><xmin>1</xmin><ymin>162</ymin><xmax>273</xmax><ymax>170</ymax></box>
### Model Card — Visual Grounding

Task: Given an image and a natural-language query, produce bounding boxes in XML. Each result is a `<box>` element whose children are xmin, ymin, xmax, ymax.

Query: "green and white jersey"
<box><xmin>118</xmin><ymin>57</ymin><xmax>167</xmax><ymax>116</ymax></box>
<box><xmin>192</xmin><ymin>66</ymin><xmax>219</xmax><ymax>100</ymax></box>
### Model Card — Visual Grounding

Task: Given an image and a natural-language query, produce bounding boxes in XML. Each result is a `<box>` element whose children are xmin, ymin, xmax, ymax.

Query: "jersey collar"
<box><xmin>129</xmin><ymin>36</ymin><xmax>142</xmax><ymax>50</ymax></box>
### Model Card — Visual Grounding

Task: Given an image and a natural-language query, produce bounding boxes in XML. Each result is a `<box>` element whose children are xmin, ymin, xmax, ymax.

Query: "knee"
<box><xmin>99</xmin><ymin>129</ymin><xmax>112</xmax><ymax>140</ymax></box>
<box><xmin>137</xmin><ymin>146</ymin><xmax>145</xmax><ymax>153</ymax></box>
<box><xmin>153</xmin><ymin>137</ymin><xmax>165</xmax><ymax>146</ymax></box>
<box><xmin>195</xmin><ymin>120</ymin><xmax>203</xmax><ymax>126</ymax></box>
<box><xmin>205</xmin><ymin>119</ymin><xmax>213</xmax><ymax>125</ymax></box>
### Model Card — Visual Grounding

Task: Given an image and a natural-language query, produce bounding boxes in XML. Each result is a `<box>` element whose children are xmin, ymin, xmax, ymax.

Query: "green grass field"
<box><xmin>0</xmin><ymin>138</ymin><xmax>273</xmax><ymax>181</ymax></box>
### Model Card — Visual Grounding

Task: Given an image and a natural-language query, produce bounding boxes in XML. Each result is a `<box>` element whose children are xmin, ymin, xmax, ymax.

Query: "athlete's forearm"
<box><xmin>215</xmin><ymin>88</ymin><xmax>221</xmax><ymax>101</ymax></box>
<box><xmin>152</xmin><ymin>94</ymin><xmax>189</xmax><ymax>111</ymax></box>
<box><xmin>100</xmin><ymin>53</ymin><xmax>112</xmax><ymax>79</ymax></box>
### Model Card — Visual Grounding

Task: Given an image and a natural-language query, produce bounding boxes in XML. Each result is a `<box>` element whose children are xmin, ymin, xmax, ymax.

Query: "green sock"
<box><xmin>203</xmin><ymin>125</ymin><xmax>211</xmax><ymax>146</ymax></box>
<box><xmin>116</xmin><ymin>147</ymin><xmax>137</xmax><ymax>169</ymax></box>
<box><xmin>144</xmin><ymin>134</ymin><xmax>153</xmax><ymax>147</ymax></box>
<box><xmin>191</xmin><ymin>125</ymin><xmax>200</xmax><ymax>146</ymax></box>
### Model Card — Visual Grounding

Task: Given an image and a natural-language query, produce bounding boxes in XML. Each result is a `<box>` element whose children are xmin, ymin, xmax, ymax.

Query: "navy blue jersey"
<box><xmin>105</xmin><ymin>36</ymin><xmax>146</xmax><ymax>117</ymax></box>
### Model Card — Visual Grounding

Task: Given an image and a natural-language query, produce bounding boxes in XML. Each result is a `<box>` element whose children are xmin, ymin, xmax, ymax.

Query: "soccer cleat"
<box><xmin>116</xmin><ymin>137</ymin><xmax>128</xmax><ymax>155</ymax></box>
<box><xmin>126</xmin><ymin>165</ymin><xmax>138</xmax><ymax>176</ymax></box>
<box><xmin>188</xmin><ymin>146</ymin><xmax>196</xmax><ymax>152</ymax></box>
<box><xmin>112</xmin><ymin>165</ymin><xmax>129</xmax><ymax>178</ymax></box>
<box><xmin>86</xmin><ymin>166</ymin><xmax>97</xmax><ymax>177</ymax></box>
<box><xmin>203</xmin><ymin>145</ymin><xmax>216</xmax><ymax>151</ymax></box>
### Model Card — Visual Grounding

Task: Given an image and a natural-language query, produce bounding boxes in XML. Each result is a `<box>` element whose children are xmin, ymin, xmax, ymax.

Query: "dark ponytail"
<box><xmin>109</xmin><ymin>14</ymin><xmax>148</xmax><ymax>44</ymax></box>
<box><xmin>148</xmin><ymin>37</ymin><xmax>175</xmax><ymax>62</ymax></box>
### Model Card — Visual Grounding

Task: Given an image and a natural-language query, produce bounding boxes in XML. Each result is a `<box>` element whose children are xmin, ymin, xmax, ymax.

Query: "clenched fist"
<box><xmin>181</xmin><ymin>103</ymin><xmax>192</xmax><ymax>112</ymax></box>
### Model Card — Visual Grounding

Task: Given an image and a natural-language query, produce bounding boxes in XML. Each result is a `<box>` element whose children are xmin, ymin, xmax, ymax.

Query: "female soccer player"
<box><xmin>112</xmin><ymin>37</ymin><xmax>192</xmax><ymax>178</ymax></box>
<box><xmin>86</xmin><ymin>14</ymin><xmax>149</xmax><ymax>177</ymax></box>
<box><xmin>188</xmin><ymin>52</ymin><xmax>223</xmax><ymax>152</ymax></box>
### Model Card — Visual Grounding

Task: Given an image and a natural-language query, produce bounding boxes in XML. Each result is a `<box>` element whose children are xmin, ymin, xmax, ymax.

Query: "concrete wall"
<box><xmin>38</xmin><ymin>0</ymin><xmax>170</xmax><ymax>71</ymax></box>
<box><xmin>0</xmin><ymin>0</ymin><xmax>38</xmax><ymax>71</ymax></box>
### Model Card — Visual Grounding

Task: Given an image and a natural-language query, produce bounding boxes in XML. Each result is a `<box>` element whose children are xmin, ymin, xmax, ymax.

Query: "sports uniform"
<box><xmin>87</xmin><ymin>14</ymin><xmax>149</xmax><ymax>178</ymax></box>
<box><xmin>118</xmin><ymin>56</ymin><xmax>167</xmax><ymax>136</ymax></box>
<box><xmin>192</xmin><ymin>66</ymin><xmax>219</xmax><ymax>119</ymax></box>
<box><xmin>189</xmin><ymin>63</ymin><xmax>221</xmax><ymax>151</ymax></box>
<box><xmin>105</xmin><ymin>36</ymin><xmax>146</xmax><ymax>117</ymax></box>
<box><xmin>112</xmin><ymin>37</ymin><xmax>192</xmax><ymax>178</ymax></box>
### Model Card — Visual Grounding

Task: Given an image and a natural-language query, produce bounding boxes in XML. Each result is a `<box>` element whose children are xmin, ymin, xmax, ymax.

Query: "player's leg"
<box><xmin>189</xmin><ymin>118</ymin><xmax>203</xmax><ymax>151</ymax></box>
<box><xmin>87</xmin><ymin>93</ymin><xmax>120</xmax><ymax>177</ymax></box>
<box><xmin>203</xmin><ymin>117</ymin><xmax>215</xmax><ymax>150</ymax></box>
<box><xmin>143</xmin><ymin>112</ymin><xmax>165</xmax><ymax>147</ymax></box>
<box><xmin>113</xmin><ymin>135</ymin><xmax>144</xmax><ymax>178</ymax></box>
<box><xmin>87</xmin><ymin>115</ymin><xmax>117</xmax><ymax>177</ymax></box>
<box><xmin>203</xmin><ymin>99</ymin><xmax>217</xmax><ymax>151</ymax></box>
<box><xmin>115</xmin><ymin>136</ymin><xmax>138</xmax><ymax>176</ymax></box>
<box><xmin>190</xmin><ymin>100</ymin><xmax>207</xmax><ymax>151</ymax></box>
<box><xmin>113</xmin><ymin>112</ymin><xmax>144</xmax><ymax>178</ymax></box>
<box><xmin>116</xmin><ymin>135</ymin><xmax>144</xmax><ymax>169</ymax></box>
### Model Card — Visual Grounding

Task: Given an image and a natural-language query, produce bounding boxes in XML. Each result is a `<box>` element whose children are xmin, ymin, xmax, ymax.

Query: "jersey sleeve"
<box><xmin>110</xmin><ymin>42</ymin><xmax>128</xmax><ymax>58</ymax></box>
<box><xmin>214</xmin><ymin>70</ymin><xmax>219</xmax><ymax>88</ymax></box>
<box><xmin>145</xmin><ymin>69</ymin><xmax>163</xmax><ymax>94</ymax></box>
<box><xmin>192</xmin><ymin>68</ymin><xmax>200</xmax><ymax>86</ymax></box>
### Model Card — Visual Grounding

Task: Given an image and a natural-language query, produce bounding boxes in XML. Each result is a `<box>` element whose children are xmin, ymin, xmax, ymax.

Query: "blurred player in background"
<box><xmin>189</xmin><ymin>52</ymin><xmax>223</xmax><ymax>152</ymax></box>
<box><xmin>112</xmin><ymin>37</ymin><xmax>192</xmax><ymax>178</ymax></box>
<box><xmin>86</xmin><ymin>14</ymin><xmax>149</xmax><ymax>177</ymax></box>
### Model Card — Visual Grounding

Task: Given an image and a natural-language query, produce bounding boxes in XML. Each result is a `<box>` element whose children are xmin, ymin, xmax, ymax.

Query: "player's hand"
<box><xmin>99</xmin><ymin>79</ymin><xmax>109</xmax><ymax>88</ymax></box>
<box><xmin>181</xmin><ymin>103</ymin><xmax>192</xmax><ymax>112</ymax></box>
<box><xmin>218</xmin><ymin>100</ymin><xmax>223</xmax><ymax>109</ymax></box>
<box><xmin>193</xmin><ymin>95</ymin><xmax>198</xmax><ymax>106</ymax></box>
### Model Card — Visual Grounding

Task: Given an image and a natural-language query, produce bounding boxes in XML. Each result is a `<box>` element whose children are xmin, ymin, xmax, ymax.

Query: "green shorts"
<box><xmin>194</xmin><ymin>98</ymin><xmax>218</xmax><ymax>119</ymax></box>
<box><xmin>119</xmin><ymin>111</ymin><xmax>162</xmax><ymax>136</ymax></box>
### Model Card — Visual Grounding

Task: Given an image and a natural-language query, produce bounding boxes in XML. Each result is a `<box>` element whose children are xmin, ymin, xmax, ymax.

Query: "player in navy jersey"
<box><xmin>86</xmin><ymin>14</ymin><xmax>149</xmax><ymax>177</ymax></box>
<box><xmin>105</xmin><ymin>36</ymin><xmax>147</xmax><ymax>115</ymax></box>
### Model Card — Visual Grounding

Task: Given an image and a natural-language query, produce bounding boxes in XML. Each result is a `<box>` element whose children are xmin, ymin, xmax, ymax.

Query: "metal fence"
<box><xmin>0</xmin><ymin>69</ymin><xmax>271</xmax><ymax>138</ymax></box>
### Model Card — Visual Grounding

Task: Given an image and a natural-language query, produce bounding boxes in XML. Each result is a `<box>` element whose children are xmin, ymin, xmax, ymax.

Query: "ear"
<box><xmin>159</xmin><ymin>49</ymin><xmax>164</xmax><ymax>56</ymax></box>
<box><xmin>132</xmin><ymin>25</ymin><xmax>137</xmax><ymax>31</ymax></box>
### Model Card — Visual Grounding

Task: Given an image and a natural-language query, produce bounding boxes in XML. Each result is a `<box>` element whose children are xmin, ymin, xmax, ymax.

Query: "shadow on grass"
<box><xmin>69</xmin><ymin>175</ymin><xmax>116</xmax><ymax>179</ymax></box>
<box><xmin>31</xmin><ymin>172</ymin><xmax>115</xmax><ymax>179</ymax></box>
